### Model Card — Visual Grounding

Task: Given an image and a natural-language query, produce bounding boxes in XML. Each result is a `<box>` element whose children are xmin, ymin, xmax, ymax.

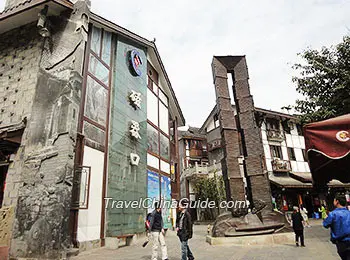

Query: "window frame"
<box><xmin>287</xmin><ymin>147</ymin><xmax>296</xmax><ymax>161</ymax></box>
<box><xmin>147</xmin><ymin>74</ymin><xmax>171</xmax><ymax>176</ymax></box>
<box><xmin>270</xmin><ymin>145</ymin><xmax>283</xmax><ymax>159</ymax></box>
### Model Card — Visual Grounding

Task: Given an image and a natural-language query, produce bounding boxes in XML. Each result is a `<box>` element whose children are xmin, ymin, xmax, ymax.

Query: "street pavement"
<box><xmin>71</xmin><ymin>219</ymin><xmax>340</xmax><ymax>260</ymax></box>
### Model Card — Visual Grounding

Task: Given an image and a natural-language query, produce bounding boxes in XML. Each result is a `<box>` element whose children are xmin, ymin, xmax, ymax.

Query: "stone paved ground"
<box><xmin>72</xmin><ymin>219</ymin><xmax>340</xmax><ymax>260</ymax></box>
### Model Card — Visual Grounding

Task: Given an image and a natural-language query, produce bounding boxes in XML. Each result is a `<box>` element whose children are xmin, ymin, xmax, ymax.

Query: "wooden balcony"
<box><xmin>267</xmin><ymin>129</ymin><xmax>284</xmax><ymax>142</ymax></box>
<box><xmin>182</xmin><ymin>162</ymin><xmax>221</xmax><ymax>179</ymax></box>
<box><xmin>271</xmin><ymin>158</ymin><xmax>291</xmax><ymax>173</ymax></box>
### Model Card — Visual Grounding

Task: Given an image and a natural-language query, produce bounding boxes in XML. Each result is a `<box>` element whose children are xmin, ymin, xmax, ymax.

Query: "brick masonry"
<box><xmin>0</xmin><ymin>23</ymin><xmax>41</xmax><ymax>132</ymax></box>
<box><xmin>212</xmin><ymin>58</ymin><xmax>245</xmax><ymax>202</ymax></box>
<box><xmin>211</xmin><ymin>56</ymin><xmax>272</xmax><ymax>210</ymax></box>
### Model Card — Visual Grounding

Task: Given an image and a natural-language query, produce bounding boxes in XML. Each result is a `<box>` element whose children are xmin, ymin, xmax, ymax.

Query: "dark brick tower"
<box><xmin>212</xmin><ymin>56</ymin><xmax>272</xmax><ymax>211</ymax></box>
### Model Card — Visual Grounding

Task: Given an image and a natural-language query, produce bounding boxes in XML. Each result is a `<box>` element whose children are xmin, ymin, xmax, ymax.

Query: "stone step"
<box><xmin>235</xmin><ymin>223</ymin><xmax>284</xmax><ymax>232</ymax></box>
<box><xmin>224</xmin><ymin>228</ymin><xmax>275</xmax><ymax>237</ymax></box>
<box><xmin>67</xmin><ymin>248</ymin><xmax>80</xmax><ymax>258</ymax></box>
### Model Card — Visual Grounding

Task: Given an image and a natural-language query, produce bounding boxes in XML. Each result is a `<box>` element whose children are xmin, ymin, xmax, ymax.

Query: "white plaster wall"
<box><xmin>207</xmin><ymin>117</ymin><xmax>216</xmax><ymax>132</ymax></box>
<box><xmin>294</xmin><ymin>148</ymin><xmax>304</xmax><ymax>162</ymax></box>
<box><xmin>263</xmin><ymin>143</ymin><xmax>271</xmax><ymax>158</ymax></box>
<box><xmin>285</xmin><ymin>134</ymin><xmax>293</xmax><ymax>147</ymax></box>
<box><xmin>77</xmin><ymin>146</ymin><xmax>104</xmax><ymax>242</ymax></box>
<box><xmin>281</xmin><ymin>146</ymin><xmax>289</xmax><ymax>161</ymax></box>
<box><xmin>291</xmin><ymin>161</ymin><xmax>299</xmax><ymax>172</ymax></box>
<box><xmin>261</xmin><ymin>120</ymin><xmax>310</xmax><ymax>174</ymax></box>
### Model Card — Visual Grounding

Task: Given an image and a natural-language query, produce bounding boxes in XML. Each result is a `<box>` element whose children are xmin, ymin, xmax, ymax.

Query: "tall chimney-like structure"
<box><xmin>212</xmin><ymin>56</ymin><xmax>272</xmax><ymax>211</ymax></box>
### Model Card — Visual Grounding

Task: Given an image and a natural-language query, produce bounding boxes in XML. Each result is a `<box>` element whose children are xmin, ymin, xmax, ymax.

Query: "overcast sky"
<box><xmin>1</xmin><ymin>0</ymin><xmax>349</xmax><ymax>127</ymax></box>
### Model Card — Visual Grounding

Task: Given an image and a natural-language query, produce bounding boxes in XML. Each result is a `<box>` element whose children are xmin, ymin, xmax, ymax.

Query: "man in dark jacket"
<box><xmin>323</xmin><ymin>193</ymin><xmax>350</xmax><ymax>260</ymax></box>
<box><xmin>291</xmin><ymin>206</ymin><xmax>305</xmax><ymax>247</ymax></box>
<box><xmin>176</xmin><ymin>199</ymin><xmax>194</xmax><ymax>260</ymax></box>
<box><xmin>148</xmin><ymin>202</ymin><xmax>168</xmax><ymax>260</ymax></box>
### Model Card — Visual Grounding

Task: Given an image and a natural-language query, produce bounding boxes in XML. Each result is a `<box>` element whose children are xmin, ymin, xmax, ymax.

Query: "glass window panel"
<box><xmin>159</xmin><ymin>101</ymin><xmax>169</xmax><ymax>135</ymax></box>
<box><xmin>102</xmin><ymin>31</ymin><xmax>112</xmax><ymax>65</ymax></box>
<box><xmin>83</xmin><ymin>121</ymin><xmax>106</xmax><ymax>145</ymax></box>
<box><xmin>91</xmin><ymin>26</ymin><xmax>101</xmax><ymax>55</ymax></box>
<box><xmin>153</xmin><ymin>84</ymin><xmax>158</xmax><ymax>96</ymax></box>
<box><xmin>159</xmin><ymin>89</ymin><xmax>168</xmax><ymax>107</ymax></box>
<box><xmin>160</xmin><ymin>160</ymin><xmax>170</xmax><ymax>174</ymax></box>
<box><xmin>89</xmin><ymin>54</ymin><xmax>109</xmax><ymax>85</ymax></box>
<box><xmin>147</xmin><ymin>123</ymin><xmax>159</xmax><ymax>155</ymax></box>
<box><xmin>147</xmin><ymin>153</ymin><xmax>160</xmax><ymax>169</ymax></box>
<box><xmin>84</xmin><ymin>76</ymin><xmax>108</xmax><ymax>126</ymax></box>
<box><xmin>147</xmin><ymin>88</ymin><xmax>158</xmax><ymax>125</ymax></box>
<box><xmin>160</xmin><ymin>133</ymin><xmax>170</xmax><ymax>160</ymax></box>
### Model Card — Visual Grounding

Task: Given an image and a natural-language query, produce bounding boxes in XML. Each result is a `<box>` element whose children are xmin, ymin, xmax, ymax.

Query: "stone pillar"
<box><xmin>211</xmin><ymin>56</ymin><xmax>272</xmax><ymax>211</ymax></box>
<box><xmin>232</xmin><ymin>58</ymin><xmax>272</xmax><ymax>211</ymax></box>
<box><xmin>212</xmin><ymin>57</ymin><xmax>245</xmax><ymax>202</ymax></box>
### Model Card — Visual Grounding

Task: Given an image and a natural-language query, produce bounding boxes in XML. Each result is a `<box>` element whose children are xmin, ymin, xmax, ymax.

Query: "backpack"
<box><xmin>145</xmin><ymin>213</ymin><xmax>152</xmax><ymax>230</ymax></box>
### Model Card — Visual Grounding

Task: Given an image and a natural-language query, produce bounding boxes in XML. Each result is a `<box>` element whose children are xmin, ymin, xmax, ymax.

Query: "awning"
<box><xmin>304</xmin><ymin>114</ymin><xmax>350</xmax><ymax>187</ymax></box>
<box><xmin>268</xmin><ymin>173</ymin><xmax>313</xmax><ymax>189</ymax></box>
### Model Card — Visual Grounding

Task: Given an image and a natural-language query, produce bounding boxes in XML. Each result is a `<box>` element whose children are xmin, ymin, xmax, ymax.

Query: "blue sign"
<box><xmin>147</xmin><ymin>170</ymin><xmax>160</xmax><ymax>213</ymax></box>
<box><xmin>161</xmin><ymin>176</ymin><xmax>172</xmax><ymax>229</ymax></box>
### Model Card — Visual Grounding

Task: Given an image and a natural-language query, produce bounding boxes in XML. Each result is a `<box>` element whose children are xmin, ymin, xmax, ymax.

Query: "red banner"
<box><xmin>304</xmin><ymin>114</ymin><xmax>350</xmax><ymax>159</ymax></box>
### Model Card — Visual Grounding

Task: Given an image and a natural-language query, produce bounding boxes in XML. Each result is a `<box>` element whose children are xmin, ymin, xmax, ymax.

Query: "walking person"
<box><xmin>148</xmin><ymin>202</ymin><xmax>168</xmax><ymax>260</ymax></box>
<box><xmin>291</xmin><ymin>206</ymin><xmax>305</xmax><ymax>247</ymax></box>
<box><xmin>323</xmin><ymin>193</ymin><xmax>350</xmax><ymax>260</ymax></box>
<box><xmin>319</xmin><ymin>204</ymin><xmax>328</xmax><ymax>220</ymax></box>
<box><xmin>299</xmin><ymin>204</ymin><xmax>311</xmax><ymax>227</ymax></box>
<box><xmin>176</xmin><ymin>199</ymin><xmax>195</xmax><ymax>260</ymax></box>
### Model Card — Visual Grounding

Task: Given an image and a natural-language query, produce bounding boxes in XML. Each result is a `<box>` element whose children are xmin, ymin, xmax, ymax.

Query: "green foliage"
<box><xmin>292</xmin><ymin>36</ymin><xmax>350</xmax><ymax>124</ymax></box>
<box><xmin>193</xmin><ymin>174</ymin><xmax>225</xmax><ymax>206</ymax></box>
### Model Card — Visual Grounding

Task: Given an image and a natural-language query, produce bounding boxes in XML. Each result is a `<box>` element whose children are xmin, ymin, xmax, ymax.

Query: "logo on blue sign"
<box><xmin>130</xmin><ymin>49</ymin><xmax>143</xmax><ymax>76</ymax></box>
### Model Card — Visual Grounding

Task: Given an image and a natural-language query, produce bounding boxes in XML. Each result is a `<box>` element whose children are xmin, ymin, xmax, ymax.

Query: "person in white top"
<box><xmin>299</xmin><ymin>204</ymin><xmax>311</xmax><ymax>227</ymax></box>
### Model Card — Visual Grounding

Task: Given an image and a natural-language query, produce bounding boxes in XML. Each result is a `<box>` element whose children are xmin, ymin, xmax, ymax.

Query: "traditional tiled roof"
<box><xmin>179</xmin><ymin>126</ymin><xmax>206</xmax><ymax>140</ymax></box>
<box><xmin>269</xmin><ymin>173</ymin><xmax>313</xmax><ymax>189</ymax></box>
<box><xmin>328</xmin><ymin>179</ymin><xmax>350</xmax><ymax>188</ymax></box>
<box><xmin>289</xmin><ymin>172</ymin><xmax>313</xmax><ymax>183</ymax></box>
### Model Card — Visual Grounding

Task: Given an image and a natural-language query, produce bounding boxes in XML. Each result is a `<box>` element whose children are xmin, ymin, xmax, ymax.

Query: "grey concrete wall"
<box><xmin>0</xmin><ymin>1</ymin><xmax>90</xmax><ymax>258</ymax></box>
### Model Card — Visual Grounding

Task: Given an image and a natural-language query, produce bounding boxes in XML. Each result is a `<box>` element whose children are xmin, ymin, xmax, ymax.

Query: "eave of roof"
<box><xmin>90</xmin><ymin>12</ymin><xmax>186</xmax><ymax>126</ymax></box>
<box><xmin>269</xmin><ymin>173</ymin><xmax>313</xmax><ymax>189</ymax></box>
<box><xmin>255</xmin><ymin>107</ymin><xmax>298</xmax><ymax>120</ymax></box>
<box><xmin>200</xmin><ymin>104</ymin><xmax>300</xmax><ymax>133</ymax></box>
<box><xmin>0</xmin><ymin>0</ymin><xmax>73</xmax><ymax>20</ymax></box>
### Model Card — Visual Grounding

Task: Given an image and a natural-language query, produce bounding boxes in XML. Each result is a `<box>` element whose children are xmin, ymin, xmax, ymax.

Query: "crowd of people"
<box><xmin>289</xmin><ymin>193</ymin><xmax>350</xmax><ymax>260</ymax></box>
<box><xmin>146</xmin><ymin>194</ymin><xmax>349</xmax><ymax>260</ymax></box>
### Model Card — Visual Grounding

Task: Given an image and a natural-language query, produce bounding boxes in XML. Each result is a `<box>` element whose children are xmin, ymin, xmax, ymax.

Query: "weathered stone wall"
<box><xmin>0</xmin><ymin>23</ymin><xmax>42</xmax><ymax>257</ymax></box>
<box><xmin>0</xmin><ymin>1</ymin><xmax>90</xmax><ymax>258</ymax></box>
<box><xmin>0</xmin><ymin>23</ymin><xmax>41</xmax><ymax>138</ymax></box>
